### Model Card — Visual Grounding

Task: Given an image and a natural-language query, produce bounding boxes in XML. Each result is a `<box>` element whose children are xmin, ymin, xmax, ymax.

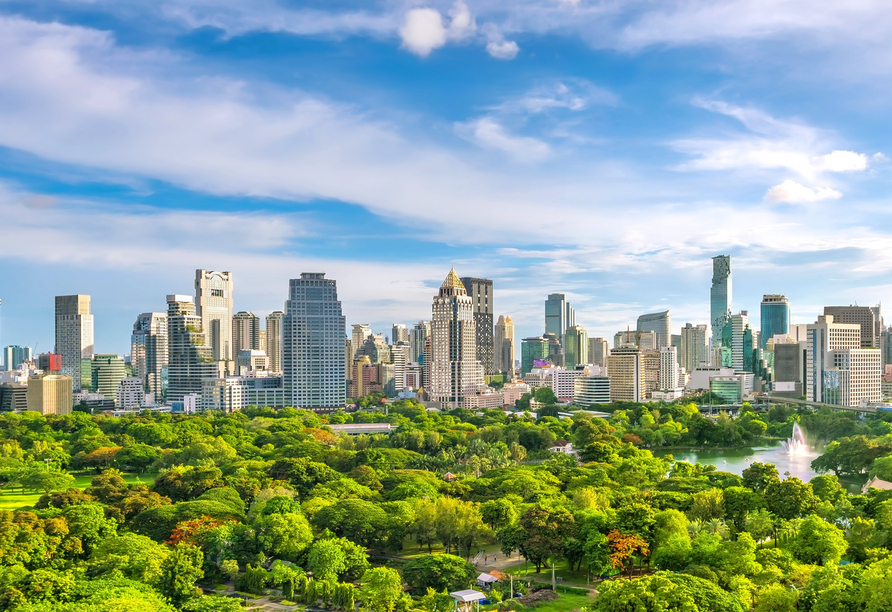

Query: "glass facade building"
<box><xmin>521</xmin><ymin>337</ymin><xmax>548</xmax><ymax>376</ymax></box>
<box><xmin>710</xmin><ymin>255</ymin><xmax>732</xmax><ymax>360</ymax></box>
<box><xmin>760</xmin><ymin>295</ymin><xmax>790</xmax><ymax>350</ymax></box>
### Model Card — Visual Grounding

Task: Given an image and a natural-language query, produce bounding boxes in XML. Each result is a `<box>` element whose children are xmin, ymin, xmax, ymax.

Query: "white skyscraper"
<box><xmin>659</xmin><ymin>346</ymin><xmax>679</xmax><ymax>390</ymax></box>
<box><xmin>806</xmin><ymin>314</ymin><xmax>881</xmax><ymax>406</ymax></box>
<box><xmin>429</xmin><ymin>269</ymin><xmax>484</xmax><ymax>408</ymax></box>
<box><xmin>195</xmin><ymin>270</ymin><xmax>233</xmax><ymax>361</ymax></box>
<box><xmin>55</xmin><ymin>295</ymin><xmax>94</xmax><ymax>392</ymax></box>
<box><xmin>265</xmin><ymin>311</ymin><xmax>284</xmax><ymax>374</ymax></box>
<box><xmin>131</xmin><ymin>312</ymin><xmax>168</xmax><ymax>399</ymax></box>
<box><xmin>283</xmin><ymin>273</ymin><xmax>346</xmax><ymax>412</ymax></box>
<box><xmin>680</xmin><ymin>323</ymin><xmax>709</xmax><ymax>374</ymax></box>
<box><xmin>730</xmin><ymin>311</ymin><xmax>749</xmax><ymax>372</ymax></box>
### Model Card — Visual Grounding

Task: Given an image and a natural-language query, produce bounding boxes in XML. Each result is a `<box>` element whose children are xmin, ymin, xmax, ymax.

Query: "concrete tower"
<box><xmin>54</xmin><ymin>295</ymin><xmax>94</xmax><ymax>392</ymax></box>
<box><xmin>195</xmin><ymin>270</ymin><xmax>233</xmax><ymax>361</ymax></box>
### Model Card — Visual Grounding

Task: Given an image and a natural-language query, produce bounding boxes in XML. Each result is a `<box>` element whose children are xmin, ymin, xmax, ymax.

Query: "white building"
<box><xmin>574</xmin><ymin>375</ymin><xmax>610</xmax><ymax>406</ymax></box>
<box><xmin>807</xmin><ymin>315</ymin><xmax>881</xmax><ymax>406</ymax></box>
<box><xmin>659</xmin><ymin>346</ymin><xmax>679</xmax><ymax>391</ymax></box>
<box><xmin>523</xmin><ymin>367</ymin><xmax>554</xmax><ymax>389</ymax></box>
<box><xmin>55</xmin><ymin>295</ymin><xmax>94</xmax><ymax>392</ymax></box>
<box><xmin>680</xmin><ymin>323</ymin><xmax>709</xmax><ymax>374</ymax></box>
<box><xmin>686</xmin><ymin>367</ymin><xmax>736</xmax><ymax>391</ymax></box>
<box><xmin>730</xmin><ymin>311</ymin><xmax>749</xmax><ymax>372</ymax></box>
<box><xmin>237</xmin><ymin>349</ymin><xmax>268</xmax><ymax>375</ymax></box>
<box><xmin>116</xmin><ymin>377</ymin><xmax>145</xmax><ymax>408</ymax></box>
<box><xmin>202</xmin><ymin>377</ymin><xmax>247</xmax><ymax>412</ymax></box>
<box><xmin>195</xmin><ymin>270</ymin><xmax>234</xmax><ymax>362</ymax></box>
<box><xmin>265</xmin><ymin>311</ymin><xmax>285</xmax><ymax>374</ymax></box>
<box><xmin>552</xmin><ymin>367</ymin><xmax>588</xmax><ymax>400</ymax></box>
<box><xmin>131</xmin><ymin>312</ymin><xmax>167</xmax><ymax>400</ymax></box>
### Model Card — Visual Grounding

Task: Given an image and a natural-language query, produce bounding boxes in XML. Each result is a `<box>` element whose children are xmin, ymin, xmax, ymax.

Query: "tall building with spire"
<box><xmin>195</xmin><ymin>270</ymin><xmax>233</xmax><ymax>361</ymax></box>
<box><xmin>429</xmin><ymin>269</ymin><xmax>483</xmax><ymax>408</ymax></box>
<box><xmin>710</xmin><ymin>255</ymin><xmax>732</xmax><ymax>364</ymax></box>
<box><xmin>494</xmin><ymin>315</ymin><xmax>515</xmax><ymax>375</ymax></box>
<box><xmin>55</xmin><ymin>295</ymin><xmax>94</xmax><ymax>392</ymax></box>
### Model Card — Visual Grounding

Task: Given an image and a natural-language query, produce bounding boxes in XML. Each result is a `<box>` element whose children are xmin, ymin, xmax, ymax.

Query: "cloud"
<box><xmin>399</xmin><ymin>1</ymin><xmax>476</xmax><ymax>57</ymax></box>
<box><xmin>486</xmin><ymin>40</ymin><xmax>520</xmax><ymax>60</ymax></box>
<box><xmin>764</xmin><ymin>180</ymin><xmax>842</xmax><ymax>203</ymax></box>
<box><xmin>496</xmin><ymin>80</ymin><xmax>618</xmax><ymax>114</ymax></box>
<box><xmin>874</xmin><ymin>152</ymin><xmax>889</xmax><ymax>162</ymax></box>
<box><xmin>812</xmin><ymin>150</ymin><xmax>868</xmax><ymax>172</ymax></box>
<box><xmin>454</xmin><ymin>117</ymin><xmax>551</xmax><ymax>161</ymax></box>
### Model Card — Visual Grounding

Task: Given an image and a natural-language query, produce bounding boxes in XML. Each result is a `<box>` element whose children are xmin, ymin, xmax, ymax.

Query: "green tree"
<box><xmin>687</xmin><ymin>488</ymin><xmax>724</xmax><ymax>522</ymax></box>
<box><xmin>534</xmin><ymin>387</ymin><xmax>557</xmax><ymax>405</ymax></box>
<box><xmin>255</xmin><ymin>512</ymin><xmax>313</xmax><ymax>561</ymax></box>
<box><xmin>358</xmin><ymin>567</ymin><xmax>403</xmax><ymax>612</ymax></box>
<box><xmin>21</xmin><ymin>469</ymin><xmax>76</xmax><ymax>495</ymax></box>
<box><xmin>308</xmin><ymin>539</ymin><xmax>347</xmax><ymax>581</ymax></box>
<box><xmin>480</xmin><ymin>498</ymin><xmax>518</xmax><ymax>530</ymax></box>
<box><xmin>742</xmin><ymin>462</ymin><xmax>780</xmax><ymax>492</ymax></box>
<box><xmin>403</xmin><ymin>554</ymin><xmax>475</xmax><ymax>592</ymax></box>
<box><xmin>765</xmin><ymin>478</ymin><xmax>816</xmax><ymax>520</ymax></box>
<box><xmin>789</xmin><ymin>515</ymin><xmax>847</xmax><ymax>566</ymax></box>
<box><xmin>723</xmin><ymin>486</ymin><xmax>763</xmax><ymax>533</ymax></box>
<box><xmin>755</xmin><ymin>584</ymin><xmax>797</xmax><ymax>612</ymax></box>
<box><xmin>88</xmin><ymin>533</ymin><xmax>170</xmax><ymax>582</ymax></box>
<box><xmin>158</xmin><ymin>543</ymin><xmax>204</xmax><ymax>607</ymax></box>
<box><xmin>596</xmin><ymin>572</ymin><xmax>744</xmax><ymax>612</ymax></box>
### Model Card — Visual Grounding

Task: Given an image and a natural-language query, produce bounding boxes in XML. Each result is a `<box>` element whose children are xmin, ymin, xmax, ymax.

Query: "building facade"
<box><xmin>680</xmin><ymin>323</ymin><xmax>709</xmax><ymax>375</ymax></box>
<box><xmin>806</xmin><ymin>314</ymin><xmax>881</xmax><ymax>406</ymax></box>
<box><xmin>660</xmin><ymin>346</ymin><xmax>680</xmax><ymax>391</ymax></box>
<box><xmin>574</xmin><ymin>376</ymin><xmax>611</xmax><ymax>406</ymax></box>
<box><xmin>27</xmin><ymin>374</ymin><xmax>73</xmax><ymax>415</ymax></box>
<box><xmin>2</xmin><ymin>346</ymin><xmax>32</xmax><ymax>371</ymax></box>
<box><xmin>760</xmin><ymin>295</ymin><xmax>790</xmax><ymax>350</ymax></box>
<box><xmin>265</xmin><ymin>311</ymin><xmax>284</xmax><ymax>374</ymax></box>
<box><xmin>283</xmin><ymin>273</ymin><xmax>347</xmax><ymax>412</ymax></box>
<box><xmin>824</xmin><ymin>305</ymin><xmax>878</xmax><ymax>348</ymax></box>
<box><xmin>131</xmin><ymin>312</ymin><xmax>168</xmax><ymax>399</ymax></box>
<box><xmin>637</xmin><ymin>310</ymin><xmax>671</xmax><ymax>349</ymax></box>
<box><xmin>563</xmin><ymin>325</ymin><xmax>588</xmax><ymax>368</ymax></box>
<box><xmin>545</xmin><ymin>293</ymin><xmax>575</xmax><ymax>343</ymax></box>
<box><xmin>607</xmin><ymin>346</ymin><xmax>642</xmax><ymax>402</ymax></box>
<box><xmin>521</xmin><ymin>337</ymin><xmax>548</xmax><ymax>376</ymax></box>
<box><xmin>55</xmin><ymin>295</ymin><xmax>94</xmax><ymax>392</ymax></box>
<box><xmin>91</xmin><ymin>354</ymin><xmax>127</xmax><ymax>402</ymax></box>
<box><xmin>730</xmin><ymin>311</ymin><xmax>750</xmax><ymax>372</ymax></box>
<box><xmin>429</xmin><ymin>269</ymin><xmax>484</xmax><ymax>408</ymax></box>
<box><xmin>494</xmin><ymin>315</ymin><xmax>515</xmax><ymax>375</ymax></box>
<box><xmin>588</xmin><ymin>338</ymin><xmax>610</xmax><ymax>366</ymax></box>
<box><xmin>116</xmin><ymin>377</ymin><xmax>145</xmax><ymax>408</ymax></box>
<box><xmin>460</xmin><ymin>277</ymin><xmax>495</xmax><ymax>376</ymax></box>
<box><xmin>392</xmin><ymin>324</ymin><xmax>409</xmax><ymax>345</ymax></box>
<box><xmin>232</xmin><ymin>311</ymin><xmax>261</xmax><ymax>356</ymax></box>
<box><xmin>166</xmin><ymin>295</ymin><xmax>219</xmax><ymax>402</ymax></box>
<box><xmin>710</xmin><ymin>255</ymin><xmax>732</xmax><ymax>361</ymax></box>
<box><xmin>195</xmin><ymin>270</ymin><xmax>234</xmax><ymax>361</ymax></box>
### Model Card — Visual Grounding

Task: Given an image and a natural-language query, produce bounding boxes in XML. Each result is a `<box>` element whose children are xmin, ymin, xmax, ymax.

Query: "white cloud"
<box><xmin>874</xmin><ymin>152</ymin><xmax>889</xmax><ymax>162</ymax></box>
<box><xmin>764</xmin><ymin>180</ymin><xmax>842</xmax><ymax>203</ymax></box>
<box><xmin>812</xmin><ymin>150</ymin><xmax>868</xmax><ymax>172</ymax></box>
<box><xmin>486</xmin><ymin>40</ymin><xmax>520</xmax><ymax>60</ymax></box>
<box><xmin>454</xmin><ymin>117</ymin><xmax>551</xmax><ymax>161</ymax></box>
<box><xmin>399</xmin><ymin>8</ymin><xmax>447</xmax><ymax>57</ymax></box>
<box><xmin>448</xmin><ymin>1</ymin><xmax>476</xmax><ymax>38</ymax></box>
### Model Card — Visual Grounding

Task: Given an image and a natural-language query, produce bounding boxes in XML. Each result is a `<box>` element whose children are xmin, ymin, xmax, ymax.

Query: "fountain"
<box><xmin>782</xmin><ymin>423</ymin><xmax>812</xmax><ymax>456</ymax></box>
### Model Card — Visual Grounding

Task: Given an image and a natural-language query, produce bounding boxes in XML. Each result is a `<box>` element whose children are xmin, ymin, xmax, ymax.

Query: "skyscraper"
<box><xmin>460</xmin><ymin>277</ymin><xmax>494</xmax><ymax>376</ymax></box>
<box><xmin>823</xmin><ymin>305</ymin><xmax>878</xmax><ymax>348</ymax></box>
<box><xmin>588</xmin><ymin>337</ymin><xmax>610</xmax><ymax>366</ymax></box>
<box><xmin>26</xmin><ymin>374</ymin><xmax>72</xmax><ymax>415</ymax></box>
<box><xmin>806</xmin><ymin>314</ymin><xmax>880</xmax><ymax>406</ymax></box>
<box><xmin>545</xmin><ymin>293</ymin><xmax>575</xmax><ymax>342</ymax></box>
<box><xmin>195</xmin><ymin>270</ymin><xmax>233</xmax><ymax>361</ymax></box>
<box><xmin>166</xmin><ymin>295</ymin><xmax>218</xmax><ymax>402</ymax></box>
<box><xmin>392</xmin><ymin>324</ymin><xmax>409</xmax><ymax>345</ymax></box>
<box><xmin>521</xmin><ymin>337</ymin><xmax>548</xmax><ymax>375</ymax></box>
<box><xmin>680</xmin><ymin>323</ymin><xmax>708</xmax><ymax>374</ymax></box>
<box><xmin>232</xmin><ymin>311</ymin><xmax>261</xmax><ymax>356</ymax></box>
<box><xmin>494</xmin><ymin>315</ymin><xmax>515</xmax><ymax>375</ymax></box>
<box><xmin>265</xmin><ymin>311</ymin><xmax>284</xmax><ymax>374</ymax></box>
<box><xmin>564</xmin><ymin>325</ymin><xmax>588</xmax><ymax>367</ymax></box>
<box><xmin>730</xmin><ymin>311</ymin><xmax>750</xmax><ymax>371</ymax></box>
<box><xmin>760</xmin><ymin>295</ymin><xmax>790</xmax><ymax>350</ymax></box>
<box><xmin>131</xmin><ymin>312</ymin><xmax>168</xmax><ymax>399</ymax></box>
<box><xmin>55</xmin><ymin>295</ymin><xmax>94</xmax><ymax>392</ymax></box>
<box><xmin>91</xmin><ymin>354</ymin><xmax>127</xmax><ymax>401</ymax></box>
<box><xmin>351</xmin><ymin>324</ymin><xmax>372</xmax><ymax>358</ymax></box>
<box><xmin>710</xmin><ymin>255</ymin><xmax>732</xmax><ymax>361</ymax></box>
<box><xmin>429</xmin><ymin>269</ymin><xmax>484</xmax><ymax>408</ymax></box>
<box><xmin>2</xmin><ymin>346</ymin><xmax>32</xmax><ymax>371</ymax></box>
<box><xmin>409</xmin><ymin>321</ymin><xmax>430</xmax><ymax>364</ymax></box>
<box><xmin>283</xmin><ymin>273</ymin><xmax>346</xmax><ymax>412</ymax></box>
<box><xmin>607</xmin><ymin>346</ymin><xmax>642</xmax><ymax>402</ymax></box>
<box><xmin>659</xmin><ymin>346</ymin><xmax>679</xmax><ymax>390</ymax></box>
<box><xmin>637</xmin><ymin>310</ymin><xmax>671</xmax><ymax>348</ymax></box>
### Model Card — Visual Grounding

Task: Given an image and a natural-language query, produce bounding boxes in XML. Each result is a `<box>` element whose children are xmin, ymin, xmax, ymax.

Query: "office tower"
<box><xmin>265</xmin><ymin>311</ymin><xmax>284</xmax><ymax>374</ymax></box>
<box><xmin>195</xmin><ymin>270</ymin><xmax>233</xmax><ymax>361</ymax></box>
<box><xmin>3</xmin><ymin>346</ymin><xmax>32</xmax><ymax>371</ymax></box>
<box><xmin>729</xmin><ymin>311</ymin><xmax>749</xmax><ymax>371</ymax></box>
<box><xmin>131</xmin><ymin>312</ymin><xmax>168</xmax><ymax>399</ymax></box>
<box><xmin>391</xmin><ymin>343</ymin><xmax>410</xmax><ymax>393</ymax></box>
<box><xmin>37</xmin><ymin>353</ymin><xmax>62</xmax><ymax>373</ymax></box>
<box><xmin>392</xmin><ymin>324</ymin><xmax>409</xmax><ymax>346</ymax></box>
<box><xmin>680</xmin><ymin>323</ymin><xmax>708</xmax><ymax>374</ymax></box>
<box><xmin>545</xmin><ymin>293</ymin><xmax>575</xmax><ymax>342</ymax></box>
<box><xmin>607</xmin><ymin>346</ymin><xmax>642</xmax><ymax>402</ymax></box>
<box><xmin>883</xmin><ymin>326</ymin><xmax>892</xmax><ymax>367</ymax></box>
<box><xmin>409</xmin><ymin>321</ymin><xmax>431</xmax><ymax>364</ymax></box>
<box><xmin>167</xmin><ymin>295</ymin><xmax>218</xmax><ymax>402</ymax></box>
<box><xmin>660</xmin><ymin>346</ymin><xmax>679</xmax><ymax>390</ymax></box>
<box><xmin>773</xmin><ymin>338</ymin><xmax>803</xmax><ymax>397</ymax></box>
<box><xmin>0</xmin><ymin>383</ymin><xmax>27</xmax><ymax>411</ymax></box>
<box><xmin>54</xmin><ymin>295</ymin><xmax>94</xmax><ymax>392</ymax></box>
<box><xmin>671</xmin><ymin>334</ymin><xmax>682</xmax><ymax>350</ymax></box>
<box><xmin>760</xmin><ymin>295</ymin><xmax>790</xmax><ymax>350</ymax></box>
<box><xmin>806</xmin><ymin>314</ymin><xmax>880</xmax><ymax>406</ymax></box>
<box><xmin>564</xmin><ymin>325</ymin><xmax>588</xmax><ymax>367</ymax></box>
<box><xmin>116</xmin><ymin>377</ymin><xmax>145</xmax><ymax>408</ymax></box>
<box><xmin>823</xmin><ymin>305</ymin><xmax>878</xmax><ymax>348</ymax></box>
<box><xmin>641</xmin><ymin>350</ymin><xmax>661</xmax><ymax>398</ymax></box>
<box><xmin>637</xmin><ymin>311</ymin><xmax>671</xmax><ymax>348</ymax></box>
<box><xmin>351</xmin><ymin>325</ymin><xmax>373</xmax><ymax>358</ymax></box>
<box><xmin>710</xmin><ymin>255</ymin><xmax>732</xmax><ymax>358</ymax></box>
<box><xmin>494</xmin><ymin>315</ymin><xmax>515</xmax><ymax>375</ymax></box>
<box><xmin>588</xmin><ymin>338</ymin><xmax>610</xmax><ymax>366</ymax></box>
<box><xmin>232</xmin><ymin>311</ymin><xmax>260</xmax><ymax>357</ymax></box>
<box><xmin>521</xmin><ymin>337</ymin><xmax>548</xmax><ymax>376</ymax></box>
<box><xmin>574</xmin><ymin>375</ymin><xmax>611</xmax><ymax>406</ymax></box>
<box><xmin>544</xmin><ymin>333</ymin><xmax>563</xmax><ymax>366</ymax></box>
<box><xmin>429</xmin><ymin>269</ymin><xmax>484</xmax><ymax>408</ymax></box>
<box><xmin>614</xmin><ymin>329</ymin><xmax>657</xmax><ymax>351</ymax></box>
<box><xmin>460</xmin><ymin>277</ymin><xmax>495</xmax><ymax>376</ymax></box>
<box><xmin>26</xmin><ymin>374</ymin><xmax>73</xmax><ymax>415</ymax></box>
<box><xmin>91</xmin><ymin>354</ymin><xmax>127</xmax><ymax>400</ymax></box>
<box><xmin>283</xmin><ymin>273</ymin><xmax>347</xmax><ymax>412</ymax></box>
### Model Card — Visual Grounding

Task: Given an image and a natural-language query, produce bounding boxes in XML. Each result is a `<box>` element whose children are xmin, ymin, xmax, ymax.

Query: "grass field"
<box><xmin>483</xmin><ymin>593</ymin><xmax>594</xmax><ymax>612</ymax></box>
<box><xmin>0</xmin><ymin>472</ymin><xmax>152</xmax><ymax>511</ymax></box>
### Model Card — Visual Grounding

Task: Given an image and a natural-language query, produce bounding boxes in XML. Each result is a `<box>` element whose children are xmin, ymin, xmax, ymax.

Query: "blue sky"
<box><xmin>1</xmin><ymin>0</ymin><xmax>892</xmax><ymax>356</ymax></box>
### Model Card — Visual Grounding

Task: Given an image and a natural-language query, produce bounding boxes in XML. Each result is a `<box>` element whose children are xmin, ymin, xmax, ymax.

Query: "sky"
<box><xmin>2</xmin><ymin>0</ymin><xmax>892</xmax><ymax>357</ymax></box>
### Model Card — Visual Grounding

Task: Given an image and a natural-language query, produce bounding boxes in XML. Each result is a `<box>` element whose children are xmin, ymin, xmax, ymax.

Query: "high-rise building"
<box><xmin>574</xmin><ymin>375</ymin><xmax>611</xmax><ymax>406</ymax></box>
<box><xmin>429</xmin><ymin>269</ymin><xmax>484</xmax><ymax>408</ymax></box>
<box><xmin>391</xmin><ymin>343</ymin><xmax>410</xmax><ymax>394</ymax></box>
<box><xmin>54</xmin><ymin>295</ymin><xmax>94</xmax><ymax>392</ymax></box>
<box><xmin>166</xmin><ymin>295</ymin><xmax>219</xmax><ymax>402</ymax></box>
<box><xmin>823</xmin><ymin>305</ymin><xmax>878</xmax><ymax>348</ymax></box>
<box><xmin>614</xmin><ymin>329</ymin><xmax>657</xmax><ymax>351</ymax></box>
<box><xmin>37</xmin><ymin>353</ymin><xmax>62</xmax><ymax>373</ymax></box>
<box><xmin>883</xmin><ymin>326</ymin><xmax>892</xmax><ymax>367</ymax></box>
<box><xmin>637</xmin><ymin>311</ymin><xmax>671</xmax><ymax>348</ymax></box>
<box><xmin>710</xmin><ymin>255</ymin><xmax>732</xmax><ymax>359</ymax></box>
<box><xmin>545</xmin><ymin>293</ymin><xmax>575</xmax><ymax>343</ymax></box>
<box><xmin>494</xmin><ymin>315</ymin><xmax>515</xmax><ymax>375</ymax></box>
<box><xmin>351</xmin><ymin>325</ymin><xmax>373</xmax><ymax>359</ymax></box>
<box><xmin>91</xmin><ymin>354</ymin><xmax>127</xmax><ymax>401</ymax></box>
<box><xmin>774</xmin><ymin>338</ymin><xmax>804</xmax><ymax>397</ymax></box>
<box><xmin>564</xmin><ymin>325</ymin><xmax>588</xmax><ymax>367</ymax></box>
<box><xmin>607</xmin><ymin>346</ymin><xmax>642</xmax><ymax>402</ymax></box>
<box><xmin>131</xmin><ymin>312</ymin><xmax>167</xmax><ymax>399</ymax></box>
<box><xmin>195</xmin><ymin>270</ymin><xmax>233</xmax><ymax>361</ymax></box>
<box><xmin>641</xmin><ymin>350</ymin><xmax>661</xmax><ymax>398</ymax></box>
<box><xmin>460</xmin><ymin>277</ymin><xmax>495</xmax><ymax>376</ymax></box>
<box><xmin>588</xmin><ymin>338</ymin><xmax>610</xmax><ymax>366</ymax></box>
<box><xmin>265</xmin><ymin>311</ymin><xmax>284</xmax><ymax>374</ymax></box>
<box><xmin>806</xmin><ymin>314</ymin><xmax>880</xmax><ymax>406</ymax></box>
<box><xmin>0</xmin><ymin>383</ymin><xmax>27</xmax><ymax>411</ymax></box>
<box><xmin>730</xmin><ymin>311</ymin><xmax>750</xmax><ymax>371</ymax></box>
<box><xmin>521</xmin><ymin>337</ymin><xmax>549</xmax><ymax>376</ymax></box>
<box><xmin>680</xmin><ymin>323</ymin><xmax>709</xmax><ymax>374</ymax></box>
<box><xmin>392</xmin><ymin>324</ymin><xmax>409</xmax><ymax>346</ymax></box>
<box><xmin>3</xmin><ymin>346</ymin><xmax>32</xmax><ymax>371</ymax></box>
<box><xmin>232</xmin><ymin>311</ymin><xmax>260</xmax><ymax>356</ymax></box>
<box><xmin>26</xmin><ymin>374</ymin><xmax>72</xmax><ymax>415</ymax></box>
<box><xmin>660</xmin><ymin>346</ymin><xmax>679</xmax><ymax>390</ymax></box>
<box><xmin>760</xmin><ymin>295</ymin><xmax>790</xmax><ymax>350</ymax></box>
<box><xmin>283</xmin><ymin>273</ymin><xmax>347</xmax><ymax>412</ymax></box>
<box><xmin>544</xmin><ymin>333</ymin><xmax>563</xmax><ymax>367</ymax></box>
<box><xmin>409</xmin><ymin>321</ymin><xmax>431</xmax><ymax>364</ymax></box>
<box><xmin>116</xmin><ymin>377</ymin><xmax>145</xmax><ymax>408</ymax></box>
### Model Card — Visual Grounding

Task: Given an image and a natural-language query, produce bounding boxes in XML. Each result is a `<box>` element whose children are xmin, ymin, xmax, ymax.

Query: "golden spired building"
<box><xmin>429</xmin><ymin>269</ymin><xmax>484</xmax><ymax>408</ymax></box>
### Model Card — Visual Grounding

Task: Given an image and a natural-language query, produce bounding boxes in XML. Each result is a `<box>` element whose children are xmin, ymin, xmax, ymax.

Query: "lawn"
<box><xmin>513</xmin><ymin>558</ymin><xmax>612</xmax><ymax>587</ymax></box>
<box><xmin>0</xmin><ymin>471</ymin><xmax>153</xmax><ymax>511</ymax></box>
<box><xmin>483</xmin><ymin>593</ymin><xmax>594</xmax><ymax>612</ymax></box>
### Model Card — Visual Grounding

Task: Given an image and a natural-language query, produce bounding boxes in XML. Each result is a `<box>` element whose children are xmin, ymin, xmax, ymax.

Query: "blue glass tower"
<box><xmin>760</xmin><ymin>295</ymin><xmax>790</xmax><ymax>350</ymax></box>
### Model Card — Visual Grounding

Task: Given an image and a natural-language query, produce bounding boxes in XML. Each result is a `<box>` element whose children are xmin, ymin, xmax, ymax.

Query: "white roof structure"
<box><xmin>477</xmin><ymin>573</ymin><xmax>499</xmax><ymax>583</ymax></box>
<box><xmin>450</xmin><ymin>590</ymin><xmax>487</xmax><ymax>603</ymax></box>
